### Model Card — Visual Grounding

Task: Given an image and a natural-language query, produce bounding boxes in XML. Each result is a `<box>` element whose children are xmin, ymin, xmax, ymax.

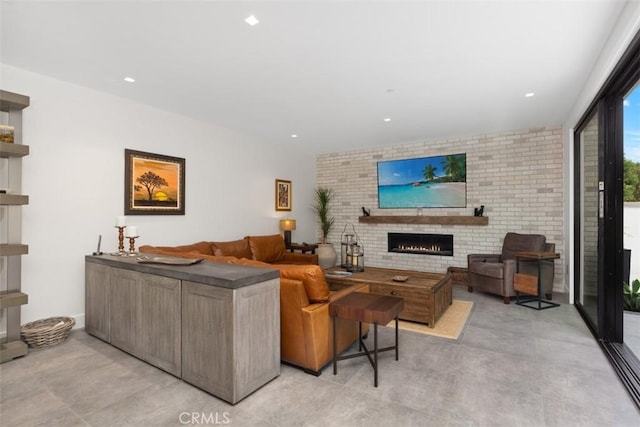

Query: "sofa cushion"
<box><xmin>468</xmin><ymin>261</ymin><xmax>505</xmax><ymax>279</ymax></box>
<box><xmin>277</xmin><ymin>264</ymin><xmax>330</xmax><ymax>303</ymax></box>
<box><xmin>140</xmin><ymin>241</ymin><xmax>213</xmax><ymax>255</ymax></box>
<box><xmin>229</xmin><ymin>258</ymin><xmax>275</xmax><ymax>269</ymax></box>
<box><xmin>247</xmin><ymin>234</ymin><xmax>286</xmax><ymax>263</ymax></box>
<box><xmin>211</xmin><ymin>238</ymin><xmax>253</xmax><ymax>259</ymax></box>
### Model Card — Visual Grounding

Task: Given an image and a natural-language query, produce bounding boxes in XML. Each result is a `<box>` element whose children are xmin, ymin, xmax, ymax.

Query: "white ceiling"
<box><xmin>0</xmin><ymin>1</ymin><xmax>628</xmax><ymax>154</ymax></box>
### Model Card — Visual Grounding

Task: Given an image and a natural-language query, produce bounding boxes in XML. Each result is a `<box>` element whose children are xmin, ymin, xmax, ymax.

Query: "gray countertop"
<box><xmin>85</xmin><ymin>254</ymin><xmax>279</xmax><ymax>289</ymax></box>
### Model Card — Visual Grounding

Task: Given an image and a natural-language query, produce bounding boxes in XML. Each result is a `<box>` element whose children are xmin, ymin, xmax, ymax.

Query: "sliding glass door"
<box><xmin>575</xmin><ymin>95</ymin><xmax>625</xmax><ymax>342</ymax></box>
<box><xmin>576</xmin><ymin>109</ymin><xmax>602</xmax><ymax>332</ymax></box>
<box><xmin>573</xmin><ymin>30</ymin><xmax>640</xmax><ymax>408</ymax></box>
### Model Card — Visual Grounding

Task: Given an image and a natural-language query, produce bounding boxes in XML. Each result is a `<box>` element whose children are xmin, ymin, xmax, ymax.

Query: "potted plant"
<box><xmin>312</xmin><ymin>187</ymin><xmax>337</xmax><ymax>268</ymax></box>
<box><xmin>623</xmin><ymin>279</ymin><xmax>640</xmax><ymax>312</ymax></box>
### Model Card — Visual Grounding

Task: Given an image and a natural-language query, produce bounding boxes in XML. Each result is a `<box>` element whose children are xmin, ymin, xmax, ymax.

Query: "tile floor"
<box><xmin>1</xmin><ymin>286</ymin><xmax>639</xmax><ymax>426</ymax></box>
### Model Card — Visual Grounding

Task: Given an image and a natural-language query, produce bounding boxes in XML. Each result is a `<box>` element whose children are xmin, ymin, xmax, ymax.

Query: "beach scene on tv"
<box><xmin>377</xmin><ymin>153</ymin><xmax>467</xmax><ymax>208</ymax></box>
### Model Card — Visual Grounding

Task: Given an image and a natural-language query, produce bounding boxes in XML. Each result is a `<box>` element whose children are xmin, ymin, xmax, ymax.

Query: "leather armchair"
<box><xmin>467</xmin><ymin>232</ymin><xmax>556</xmax><ymax>304</ymax></box>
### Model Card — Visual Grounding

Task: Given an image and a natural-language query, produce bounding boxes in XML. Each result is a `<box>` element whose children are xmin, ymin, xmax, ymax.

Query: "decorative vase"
<box><xmin>316</xmin><ymin>243</ymin><xmax>337</xmax><ymax>269</ymax></box>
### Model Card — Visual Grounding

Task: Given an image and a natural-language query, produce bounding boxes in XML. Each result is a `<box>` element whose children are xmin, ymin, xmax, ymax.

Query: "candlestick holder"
<box><xmin>128</xmin><ymin>236</ymin><xmax>139</xmax><ymax>254</ymax></box>
<box><xmin>115</xmin><ymin>226</ymin><xmax>126</xmax><ymax>254</ymax></box>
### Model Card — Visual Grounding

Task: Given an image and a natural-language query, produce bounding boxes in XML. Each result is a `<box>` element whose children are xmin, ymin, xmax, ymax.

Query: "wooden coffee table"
<box><xmin>330</xmin><ymin>292</ymin><xmax>404</xmax><ymax>387</ymax></box>
<box><xmin>325</xmin><ymin>266</ymin><xmax>452</xmax><ymax>327</ymax></box>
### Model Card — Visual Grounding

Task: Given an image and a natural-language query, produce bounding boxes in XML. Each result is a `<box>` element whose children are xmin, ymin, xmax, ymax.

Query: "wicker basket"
<box><xmin>20</xmin><ymin>316</ymin><xmax>75</xmax><ymax>348</ymax></box>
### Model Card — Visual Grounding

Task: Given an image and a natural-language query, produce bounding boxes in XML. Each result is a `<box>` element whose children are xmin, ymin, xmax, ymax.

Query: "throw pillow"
<box><xmin>211</xmin><ymin>238</ymin><xmax>253</xmax><ymax>259</ymax></box>
<box><xmin>247</xmin><ymin>234</ymin><xmax>286</xmax><ymax>263</ymax></box>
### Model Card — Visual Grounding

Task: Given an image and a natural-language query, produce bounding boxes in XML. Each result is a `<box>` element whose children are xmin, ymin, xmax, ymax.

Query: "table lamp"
<box><xmin>279</xmin><ymin>218</ymin><xmax>296</xmax><ymax>249</ymax></box>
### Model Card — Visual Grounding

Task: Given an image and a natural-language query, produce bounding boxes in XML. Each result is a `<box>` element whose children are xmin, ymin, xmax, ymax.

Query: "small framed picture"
<box><xmin>0</xmin><ymin>125</ymin><xmax>14</xmax><ymax>143</ymax></box>
<box><xmin>125</xmin><ymin>149</ymin><xmax>185</xmax><ymax>215</ymax></box>
<box><xmin>275</xmin><ymin>179</ymin><xmax>292</xmax><ymax>211</ymax></box>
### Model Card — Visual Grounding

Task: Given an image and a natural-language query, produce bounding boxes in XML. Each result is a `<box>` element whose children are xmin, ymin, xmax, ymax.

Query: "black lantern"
<box><xmin>343</xmin><ymin>224</ymin><xmax>364</xmax><ymax>272</ymax></box>
<box><xmin>340</xmin><ymin>223</ymin><xmax>356</xmax><ymax>268</ymax></box>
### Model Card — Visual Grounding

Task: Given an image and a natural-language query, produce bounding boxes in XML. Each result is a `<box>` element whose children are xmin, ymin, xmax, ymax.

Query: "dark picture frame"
<box><xmin>275</xmin><ymin>179</ymin><xmax>292</xmax><ymax>211</ymax></box>
<box><xmin>125</xmin><ymin>149</ymin><xmax>185</xmax><ymax>215</ymax></box>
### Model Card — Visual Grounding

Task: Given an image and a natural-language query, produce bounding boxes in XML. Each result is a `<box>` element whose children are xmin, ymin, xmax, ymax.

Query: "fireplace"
<box><xmin>388</xmin><ymin>233</ymin><xmax>453</xmax><ymax>256</ymax></box>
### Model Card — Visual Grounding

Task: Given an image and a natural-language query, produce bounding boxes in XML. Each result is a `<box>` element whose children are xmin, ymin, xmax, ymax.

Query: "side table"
<box><xmin>514</xmin><ymin>251</ymin><xmax>560</xmax><ymax>310</ymax></box>
<box><xmin>289</xmin><ymin>243</ymin><xmax>318</xmax><ymax>254</ymax></box>
<box><xmin>329</xmin><ymin>292</ymin><xmax>404</xmax><ymax>387</ymax></box>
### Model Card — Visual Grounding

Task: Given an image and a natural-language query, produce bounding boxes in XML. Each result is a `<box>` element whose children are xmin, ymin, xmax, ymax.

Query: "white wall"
<box><xmin>0</xmin><ymin>65</ymin><xmax>317</xmax><ymax>328</ymax></box>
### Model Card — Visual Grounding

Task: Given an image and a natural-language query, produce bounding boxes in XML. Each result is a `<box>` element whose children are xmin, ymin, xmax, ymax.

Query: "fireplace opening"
<box><xmin>388</xmin><ymin>232</ymin><xmax>453</xmax><ymax>256</ymax></box>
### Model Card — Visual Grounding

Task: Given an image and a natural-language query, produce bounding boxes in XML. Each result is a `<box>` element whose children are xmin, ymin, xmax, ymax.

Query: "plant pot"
<box><xmin>316</xmin><ymin>243</ymin><xmax>337</xmax><ymax>269</ymax></box>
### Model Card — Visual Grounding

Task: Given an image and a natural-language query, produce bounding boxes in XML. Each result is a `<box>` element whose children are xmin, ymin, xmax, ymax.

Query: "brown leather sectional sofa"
<box><xmin>139</xmin><ymin>234</ymin><xmax>367</xmax><ymax>375</ymax></box>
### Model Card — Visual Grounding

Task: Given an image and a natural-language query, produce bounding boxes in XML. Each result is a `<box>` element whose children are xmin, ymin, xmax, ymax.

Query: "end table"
<box><xmin>289</xmin><ymin>243</ymin><xmax>318</xmax><ymax>254</ymax></box>
<box><xmin>514</xmin><ymin>251</ymin><xmax>560</xmax><ymax>310</ymax></box>
<box><xmin>330</xmin><ymin>292</ymin><xmax>404</xmax><ymax>387</ymax></box>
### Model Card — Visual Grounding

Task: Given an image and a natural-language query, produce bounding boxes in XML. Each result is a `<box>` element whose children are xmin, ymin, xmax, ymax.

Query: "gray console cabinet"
<box><xmin>85</xmin><ymin>255</ymin><xmax>280</xmax><ymax>404</ymax></box>
<box><xmin>182</xmin><ymin>279</ymin><xmax>280</xmax><ymax>403</ymax></box>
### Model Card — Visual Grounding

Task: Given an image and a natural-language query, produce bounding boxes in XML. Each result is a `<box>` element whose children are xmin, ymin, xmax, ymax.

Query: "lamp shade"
<box><xmin>279</xmin><ymin>219</ymin><xmax>296</xmax><ymax>231</ymax></box>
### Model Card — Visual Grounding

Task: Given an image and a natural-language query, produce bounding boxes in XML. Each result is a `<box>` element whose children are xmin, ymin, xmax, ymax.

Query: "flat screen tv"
<box><xmin>377</xmin><ymin>153</ymin><xmax>466</xmax><ymax>208</ymax></box>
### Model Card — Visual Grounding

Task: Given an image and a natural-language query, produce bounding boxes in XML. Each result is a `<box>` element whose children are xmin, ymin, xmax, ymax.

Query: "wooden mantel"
<box><xmin>358</xmin><ymin>215</ymin><xmax>488</xmax><ymax>226</ymax></box>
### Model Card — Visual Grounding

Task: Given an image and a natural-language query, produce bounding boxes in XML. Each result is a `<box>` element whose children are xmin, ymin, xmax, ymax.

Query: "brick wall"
<box><xmin>316</xmin><ymin>126</ymin><xmax>565</xmax><ymax>292</ymax></box>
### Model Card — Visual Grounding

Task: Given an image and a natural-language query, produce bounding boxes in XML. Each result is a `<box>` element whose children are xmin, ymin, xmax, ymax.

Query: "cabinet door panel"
<box><xmin>85</xmin><ymin>263</ymin><xmax>110</xmax><ymax>341</ymax></box>
<box><xmin>181</xmin><ymin>281</ymin><xmax>233</xmax><ymax>401</ymax></box>
<box><xmin>141</xmin><ymin>275</ymin><xmax>181</xmax><ymax>376</ymax></box>
<box><xmin>110</xmin><ymin>269</ymin><xmax>141</xmax><ymax>355</ymax></box>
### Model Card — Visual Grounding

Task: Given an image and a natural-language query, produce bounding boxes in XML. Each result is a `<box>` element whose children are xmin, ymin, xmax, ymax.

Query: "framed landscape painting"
<box><xmin>275</xmin><ymin>179</ymin><xmax>292</xmax><ymax>211</ymax></box>
<box><xmin>377</xmin><ymin>153</ymin><xmax>466</xmax><ymax>208</ymax></box>
<box><xmin>125</xmin><ymin>149</ymin><xmax>185</xmax><ymax>215</ymax></box>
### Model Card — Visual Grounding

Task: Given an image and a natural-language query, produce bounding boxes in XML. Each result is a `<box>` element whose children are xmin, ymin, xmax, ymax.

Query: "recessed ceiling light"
<box><xmin>124</xmin><ymin>77</ymin><xmax>135</xmax><ymax>83</ymax></box>
<box><xmin>525</xmin><ymin>92</ymin><xmax>535</xmax><ymax>97</ymax></box>
<box><xmin>291</xmin><ymin>134</ymin><xmax>298</xmax><ymax>138</ymax></box>
<box><xmin>245</xmin><ymin>15</ymin><xmax>259</xmax><ymax>26</ymax></box>
<box><xmin>386</xmin><ymin>89</ymin><xmax>395</xmax><ymax>94</ymax></box>
<box><xmin>384</xmin><ymin>118</ymin><xmax>391</xmax><ymax>122</ymax></box>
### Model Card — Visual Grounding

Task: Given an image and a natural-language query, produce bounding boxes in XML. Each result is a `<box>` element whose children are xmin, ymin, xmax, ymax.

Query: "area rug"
<box><xmin>385</xmin><ymin>299</ymin><xmax>473</xmax><ymax>340</ymax></box>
